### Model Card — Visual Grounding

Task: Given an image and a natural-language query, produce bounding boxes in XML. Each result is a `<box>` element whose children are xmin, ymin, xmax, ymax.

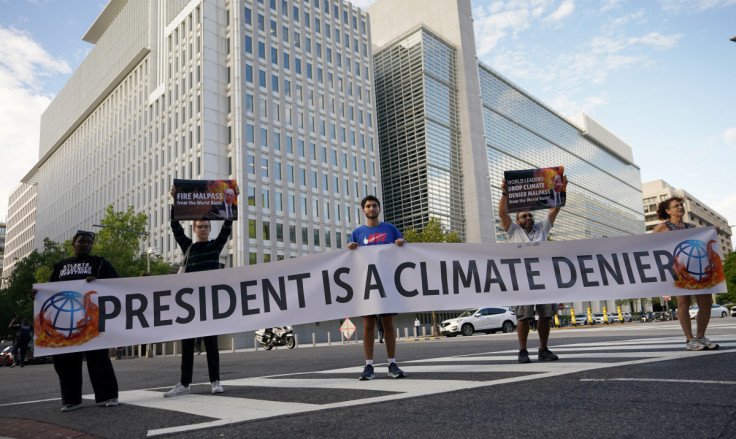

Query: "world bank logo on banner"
<box><xmin>34</xmin><ymin>290</ymin><xmax>101</xmax><ymax>347</ymax></box>
<box><xmin>672</xmin><ymin>239</ymin><xmax>725</xmax><ymax>290</ymax></box>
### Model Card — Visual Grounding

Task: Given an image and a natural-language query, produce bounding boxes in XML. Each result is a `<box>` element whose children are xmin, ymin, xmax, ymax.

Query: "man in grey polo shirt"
<box><xmin>499</xmin><ymin>176</ymin><xmax>566</xmax><ymax>363</ymax></box>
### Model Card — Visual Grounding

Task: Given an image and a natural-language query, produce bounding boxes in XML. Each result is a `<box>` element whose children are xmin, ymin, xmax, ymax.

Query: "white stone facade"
<box><xmin>12</xmin><ymin>0</ymin><xmax>379</xmax><ymax>270</ymax></box>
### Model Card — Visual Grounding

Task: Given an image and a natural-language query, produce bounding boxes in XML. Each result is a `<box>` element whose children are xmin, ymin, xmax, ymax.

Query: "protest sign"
<box><xmin>172</xmin><ymin>179</ymin><xmax>238</xmax><ymax>221</ymax></box>
<box><xmin>504</xmin><ymin>167</ymin><xmax>565</xmax><ymax>213</ymax></box>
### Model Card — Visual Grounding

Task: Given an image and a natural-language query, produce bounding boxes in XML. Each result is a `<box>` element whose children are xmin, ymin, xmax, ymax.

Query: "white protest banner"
<box><xmin>33</xmin><ymin>227</ymin><xmax>725</xmax><ymax>355</ymax></box>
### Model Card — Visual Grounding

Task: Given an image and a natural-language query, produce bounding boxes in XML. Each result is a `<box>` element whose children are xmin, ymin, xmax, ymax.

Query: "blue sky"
<box><xmin>1</xmin><ymin>0</ymin><xmax>735</xmax><ymax>237</ymax></box>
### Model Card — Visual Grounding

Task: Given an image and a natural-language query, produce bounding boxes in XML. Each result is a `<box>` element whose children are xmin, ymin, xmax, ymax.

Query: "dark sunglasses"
<box><xmin>519</xmin><ymin>214</ymin><xmax>534</xmax><ymax>220</ymax></box>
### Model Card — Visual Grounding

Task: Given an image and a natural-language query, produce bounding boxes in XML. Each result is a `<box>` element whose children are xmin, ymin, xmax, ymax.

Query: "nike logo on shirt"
<box><xmin>363</xmin><ymin>233</ymin><xmax>388</xmax><ymax>244</ymax></box>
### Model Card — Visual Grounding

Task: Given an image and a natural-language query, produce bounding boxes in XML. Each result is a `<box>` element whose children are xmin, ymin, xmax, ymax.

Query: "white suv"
<box><xmin>440</xmin><ymin>307</ymin><xmax>517</xmax><ymax>337</ymax></box>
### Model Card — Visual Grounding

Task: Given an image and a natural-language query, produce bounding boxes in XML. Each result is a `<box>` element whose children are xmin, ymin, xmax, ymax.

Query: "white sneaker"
<box><xmin>60</xmin><ymin>403</ymin><xmax>83</xmax><ymax>412</ymax></box>
<box><xmin>686</xmin><ymin>338</ymin><xmax>705</xmax><ymax>351</ymax></box>
<box><xmin>211</xmin><ymin>380</ymin><xmax>224</xmax><ymax>394</ymax></box>
<box><xmin>164</xmin><ymin>383</ymin><xmax>190</xmax><ymax>397</ymax></box>
<box><xmin>105</xmin><ymin>398</ymin><xmax>119</xmax><ymax>407</ymax></box>
<box><xmin>698</xmin><ymin>337</ymin><xmax>719</xmax><ymax>350</ymax></box>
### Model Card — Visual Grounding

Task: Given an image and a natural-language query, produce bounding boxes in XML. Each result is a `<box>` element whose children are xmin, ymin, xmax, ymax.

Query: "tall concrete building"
<box><xmin>1</xmin><ymin>183</ymin><xmax>36</xmax><ymax>281</ymax></box>
<box><xmin>6</xmin><ymin>0</ymin><xmax>379</xmax><ymax>272</ymax></box>
<box><xmin>368</xmin><ymin>0</ymin><xmax>645</xmax><ymax>315</ymax></box>
<box><xmin>0</xmin><ymin>221</ymin><xmax>6</xmax><ymax>282</ymax></box>
<box><xmin>643</xmin><ymin>179</ymin><xmax>732</xmax><ymax>255</ymax></box>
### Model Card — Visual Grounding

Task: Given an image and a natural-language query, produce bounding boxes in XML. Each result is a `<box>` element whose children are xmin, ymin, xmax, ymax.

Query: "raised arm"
<box><xmin>499</xmin><ymin>179</ymin><xmax>513</xmax><ymax>232</ymax></box>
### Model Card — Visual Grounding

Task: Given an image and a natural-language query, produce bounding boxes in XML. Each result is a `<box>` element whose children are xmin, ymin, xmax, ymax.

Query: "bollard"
<box><xmin>312</xmin><ymin>333</ymin><xmax>316</xmax><ymax>347</ymax></box>
<box><xmin>138</xmin><ymin>344</ymin><xmax>142</xmax><ymax>358</ymax></box>
<box><xmin>403</xmin><ymin>327</ymin><xmax>408</xmax><ymax>339</ymax></box>
<box><xmin>327</xmin><ymin>332</ymin><xmax>332</xmax><ymax>346</ymax></box>
<box><xmin>232</xmin><ymin>336</ymin><xmax>235</xmax><ymax>353</ymax></box>
<box><xmin>173</xmin><ymin>341</ymin><xmax>177</xmax><ymax>357</ymax></box>
<box><xmin>162</xmin><ymin>343</ymin><xmax>166</xmax><ymax>357</ymax></box>
<box><xmin>422</xmin><ymin>326</ymin><xmax>426</xmax><ymax>337</ymax></box>
<box><xmin>295</xmin><ymin>334</ymin><xmax>299</xmax><ymax>348</ymax></box>
<box><xmin>254</xmin><ymin>336</ymin><xmax>259</xmax><ymax>351</ymax></box>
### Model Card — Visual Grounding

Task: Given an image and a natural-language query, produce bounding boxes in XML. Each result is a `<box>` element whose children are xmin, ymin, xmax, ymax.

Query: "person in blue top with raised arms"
<box><xmin>348</xmin><ymin>195</ymin><xmax>406</xmax><ymax>381</ymax></box>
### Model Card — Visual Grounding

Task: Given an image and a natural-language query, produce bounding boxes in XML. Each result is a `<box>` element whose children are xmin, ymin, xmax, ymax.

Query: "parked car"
<box><xmin>731</xmin><ymin>306</ymin><xmax>736</xmax><ymax>317</ymax></box>
<box><xmin>439</xmin><ymin>307</ymin><xmax>517</xmax><ymax>337</ymax></box>
<box><xmin>592</xmin><ymin>313</ymin><xmax>613</xmax><ymax>324</ymax></box>
<box><xmin>572</xmin><ymin>314</ymin><xmax>590</xmax><ymax>325</ymax></box>
<box><xmin>689</xmin><ymin>304</ymin><xmax>729</xmax><ymax>319</ymax></box>
<box><xmin>621</xmin><ymin>312</ymin><xmax>632</xmax><ymax>322</ymax></box>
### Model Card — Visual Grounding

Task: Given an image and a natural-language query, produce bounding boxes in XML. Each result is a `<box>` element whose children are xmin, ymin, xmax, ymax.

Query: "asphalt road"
<box><xmin>1</xmin><ymin>319</ymin><xmax>735</xmax><ymax>438</ymax></box>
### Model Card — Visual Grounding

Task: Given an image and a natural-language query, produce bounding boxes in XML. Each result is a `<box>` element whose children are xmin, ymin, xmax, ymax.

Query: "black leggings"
<box><xmin>180</xmin><ymin>336</ymin><xmax>220</xmax><ymax>386</ymax></box>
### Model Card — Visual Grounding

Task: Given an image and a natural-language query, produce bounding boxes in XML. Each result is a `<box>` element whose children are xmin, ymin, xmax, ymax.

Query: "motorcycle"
<box><xmin>255</xmin><ymin>326</ymin><xmax>296</xmax><ymax>350</ymax></box>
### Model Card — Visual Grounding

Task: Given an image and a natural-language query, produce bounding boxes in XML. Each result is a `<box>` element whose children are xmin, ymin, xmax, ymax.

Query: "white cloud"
<box><xmin>659</xmin><ymin>0</ymin><xmax>736</xmax><ymax>13</ymax></box>
<box><xmin>600</xmin><ymin>0</ymin><xmax>625</xmax><ymax>12</ymax></box>
<box><xmin>608</xmin><ymin>9</ymin><xmax>645</xmax><ymax>27</ymax></box>
<box><xmin>544</xmin><ymin>0</ymin><xmax>575</xmax><ymax>22</ymax></box>
<box><xmin>628</xmin><ymin>32</ymin><xmax>682</xmax><ymax>49</ymax></box>
<box><xmin>0</xmin><ymin>26</ymin><xmax>70</xmax><ymax>217</ymax></box>
<box><xmin>723</xmin><ymin>127</ymin><xmax>736</xmax><ymax>147</ymax></box>
<box><xmin>712</xmin><ymin>192</ymin><xmax>736</xmax><ymax>228</ymax></box>
<box><xmin>474</xmin><ymin>7</ymin><xmax>533</xmax><ymax>56</ymax></box>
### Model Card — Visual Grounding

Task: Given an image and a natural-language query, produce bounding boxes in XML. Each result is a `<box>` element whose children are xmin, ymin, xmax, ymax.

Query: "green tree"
<box><xmin>401</xmin><ymin>217</ymin><xmax>460</xmax><ymax>336</ymax></box>
<box><xmin>93</xmin><ymin>205</ymin><xmax>171</xmax><ymax>277</ymax></box>
<box><xmin>0</xmin><ymin>207</ymin><xmax>171</xmax><ymax>338</ymax></box>
<box><xmin>0</xmin><ymin>238</ymin><xmax>67</xmax><ymax>339</ymax></box>
<box><xmin>403</xmin><ymin>217</ymin><xmax>461</xmax><ymax>243</ymax></box>
<box><xmin>718</xmin><ymin>251</ymin><xmax>736</xmax><ymax>304</ymax></box>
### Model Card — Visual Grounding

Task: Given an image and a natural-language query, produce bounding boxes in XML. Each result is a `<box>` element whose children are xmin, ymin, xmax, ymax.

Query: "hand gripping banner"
<box><xmin>33</xmin><ymin>228</ymin><xmax>725</xmax><ymax>355</ymax></box>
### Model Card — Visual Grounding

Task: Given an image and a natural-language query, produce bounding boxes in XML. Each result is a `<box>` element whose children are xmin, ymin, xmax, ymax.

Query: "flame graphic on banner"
<box><xmin>35</xmin><ymin>291</ymin><xmax>100</xmax><ymax>347</ymax></box>
<box><xmin>673</xmin><ymin>240</ymin><xmax>725</xmax><ymax>290</ymax></box>
<box><xmin>534</xmin><ymin>166</ymin><xmax>564</xmax><ymax>191</ymax></box>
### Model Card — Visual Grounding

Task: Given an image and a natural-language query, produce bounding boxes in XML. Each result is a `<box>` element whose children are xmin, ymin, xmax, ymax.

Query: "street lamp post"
<box><xmin>92</xmin><ymin>223</ymin><xmax>153</xmax><ymax>273</ymax></box>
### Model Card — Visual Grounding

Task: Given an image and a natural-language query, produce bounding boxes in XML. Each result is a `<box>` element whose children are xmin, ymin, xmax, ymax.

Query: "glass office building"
<box><xmin>479</xmin><ymin>64</ymin><xmax>645</xmax><ymax>241</ymax></box>
<box><xmin>373</xmin><ymin>29</ymin><xmax>464</xmax><ymax>238</ymax></box>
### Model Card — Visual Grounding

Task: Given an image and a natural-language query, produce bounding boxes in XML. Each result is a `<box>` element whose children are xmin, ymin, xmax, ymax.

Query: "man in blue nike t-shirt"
<box><xmin>348</xmin><ymin>195</ymin><xmax>406</xmax><ymax>381</ymax></box>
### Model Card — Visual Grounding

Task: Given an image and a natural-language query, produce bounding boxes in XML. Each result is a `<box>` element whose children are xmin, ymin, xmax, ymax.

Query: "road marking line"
<box><xmin>581</xmin><ymin>378</ymin><xmax>736</xmax><ymax>385</ymax></box>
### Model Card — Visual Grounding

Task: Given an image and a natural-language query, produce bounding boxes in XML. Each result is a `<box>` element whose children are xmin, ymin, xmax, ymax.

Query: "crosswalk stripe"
<box><xmin>92</xmin><ymin>336</ymin><xmax>736</xmax><ymax>437</ymax></box>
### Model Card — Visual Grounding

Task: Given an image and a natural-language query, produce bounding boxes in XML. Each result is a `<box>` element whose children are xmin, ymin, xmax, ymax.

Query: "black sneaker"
<box><xmin>518</xmin><ymin>349</ymin><xmax>531</xmax><ymax>363</ymax></box>
<box><xmin>359</xmin><ymin>364</ymin><xmax>374</xmax><ymax>381</ymax></box>
<box><xmin>538</xmin><ymin>347</ymin><xmax>559</xmax><ymax>361</ymax></box>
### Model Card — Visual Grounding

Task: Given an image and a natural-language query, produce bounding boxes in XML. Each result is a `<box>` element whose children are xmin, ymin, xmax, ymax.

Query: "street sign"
<box><xmin>662</xmin><ymin>296</ymin><xmax>671</xmax><ymax>301</ymax></box>
<box><xmin>558</xmin><ymin>303</ymin><xmax>565</xmax><ymax>311</ymax></box>
<box><xmin>340</xmin><ymin>318</ymin><xmax>356</xmax><ymax>339</ymax></box>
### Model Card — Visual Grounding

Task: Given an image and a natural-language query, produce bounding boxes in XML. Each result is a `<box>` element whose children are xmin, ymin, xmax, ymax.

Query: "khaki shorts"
<box><xmin>514</xmin><ymin>304</ymin><xmax>556</xmax><ymax>320</ymax></box>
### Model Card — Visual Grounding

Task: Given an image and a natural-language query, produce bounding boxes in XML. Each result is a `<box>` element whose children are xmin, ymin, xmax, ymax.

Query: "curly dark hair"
<box><xmin>656</xmin><ymin>196</ymin><xmax>684</xmax><ymax>221</ymax></box>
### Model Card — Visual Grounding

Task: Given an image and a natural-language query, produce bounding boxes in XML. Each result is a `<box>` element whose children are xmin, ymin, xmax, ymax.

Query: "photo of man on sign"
<box><xmin>207</xmin><ymin>187</ymin><xmax>238</xmax><ymax>220</ymax></box>
<box><xmin>172</xmin><ymin>179</ymin><xmax>239</xmax><ymax>221</ymax></box>
<box><xmin>503</xmin><ymin>167</ymin><xmax>566</xmax><ymax>213</ymax></box>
